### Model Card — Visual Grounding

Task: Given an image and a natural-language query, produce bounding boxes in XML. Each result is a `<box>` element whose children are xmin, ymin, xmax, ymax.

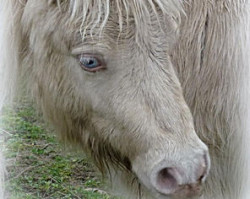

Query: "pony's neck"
<box><xmin>171</xmin><ymin>1</ymin><xmax>250</xmax><ymax>198</ymax></box>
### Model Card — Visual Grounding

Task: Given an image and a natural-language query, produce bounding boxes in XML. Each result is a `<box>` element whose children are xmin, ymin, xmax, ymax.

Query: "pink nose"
<box><xmin>151</xmin><ymin>152</ymin><xmax>209</xmax><ymax>196</ymax></box>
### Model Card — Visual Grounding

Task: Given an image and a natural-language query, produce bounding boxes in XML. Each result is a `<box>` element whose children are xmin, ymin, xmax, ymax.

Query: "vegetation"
<box><xmin>0</xmin><ymin>101</ymin><xmax>114</xmax><ymax>199</ymax></box>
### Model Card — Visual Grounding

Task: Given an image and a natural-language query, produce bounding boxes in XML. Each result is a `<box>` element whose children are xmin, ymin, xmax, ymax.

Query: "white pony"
<box><xmin>0</xmin><ymin>1</ymin><xmax>250</xmax><ymax>199</ymax></box>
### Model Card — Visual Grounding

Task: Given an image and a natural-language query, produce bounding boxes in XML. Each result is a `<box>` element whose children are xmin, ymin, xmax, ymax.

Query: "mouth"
<box><xmin>170</xmin><ymin>182</ymin><xmax>203</xmax><ymax>199</ymax></box>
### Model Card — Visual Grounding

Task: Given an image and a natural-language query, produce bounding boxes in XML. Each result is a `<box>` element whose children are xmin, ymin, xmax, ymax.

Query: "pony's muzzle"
<box><xmin>150</xmin><ymin>151</ymin><xmax>210</xmax><ymax>197</ymax></box>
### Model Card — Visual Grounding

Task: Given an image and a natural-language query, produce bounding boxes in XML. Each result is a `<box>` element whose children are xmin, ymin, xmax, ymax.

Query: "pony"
<box><xmin>0</xmin><ymin>1</ymin><xmax>249</xmax><ymax>199</ymax></box>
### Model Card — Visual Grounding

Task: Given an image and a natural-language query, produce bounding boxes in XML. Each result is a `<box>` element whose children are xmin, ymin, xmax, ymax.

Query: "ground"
<box><xmin>0</xmin><ymin>100</ymin><xmax>116</xmax><ymax>199</ymax></box>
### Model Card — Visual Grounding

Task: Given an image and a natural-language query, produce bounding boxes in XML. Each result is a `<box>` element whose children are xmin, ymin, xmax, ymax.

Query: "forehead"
<box><xmin>67</xmin><ymin>0</ymin><xmax>182</xmax><ymax>22</ymax></box>
<box><xmin>65</xmin><ymin>0</ymin><xmax>182</xmax><ymax>42</ymax></box>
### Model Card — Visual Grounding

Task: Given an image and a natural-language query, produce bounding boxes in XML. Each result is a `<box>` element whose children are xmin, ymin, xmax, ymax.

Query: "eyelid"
<box><xmin>71</xmin><ymin>45</ymin><xmax>110</xmax><ymax>55</ymax></box>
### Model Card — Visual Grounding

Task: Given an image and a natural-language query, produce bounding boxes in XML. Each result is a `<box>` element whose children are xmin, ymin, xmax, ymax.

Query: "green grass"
<box><xmin>0</xmin><ymin>101</ymin><xmax>115</xmax><ymax>199</ymax></box>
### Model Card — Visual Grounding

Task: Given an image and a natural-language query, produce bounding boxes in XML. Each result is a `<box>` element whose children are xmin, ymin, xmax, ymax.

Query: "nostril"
<box><xmin>154</xmin><ymin>167</ymin><xmax>179</xmax><ymax>195</ymax></box>
<box><xmin>196</xmin><ymin>162</ymin><xmax>206</xmax><ymax>182</ymax></box>
<box><xmin>196</xmin><ymin>152</ymin><xmax>210</xmax><ymax>183</ymax></box>
<box><xmin>200</xmin><ymin>152</ymin><xmax>210</xmax><ymax>182</ymax></box>
<box><xmin>149</xmin><ymin>152</ymin><xmax>210</xmax><ymax>196</ymax></box>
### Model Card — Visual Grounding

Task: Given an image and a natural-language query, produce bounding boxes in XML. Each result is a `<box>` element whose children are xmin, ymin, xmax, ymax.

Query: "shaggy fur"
<box><xmin>0</xmin><ymin>0</ymin><xmax>250</xmax><ymax>199</ymax></box>
<box><xmin>171</xmin><ymin>1</ymin><xmax>250</xmax><ymax>198</ymax></box>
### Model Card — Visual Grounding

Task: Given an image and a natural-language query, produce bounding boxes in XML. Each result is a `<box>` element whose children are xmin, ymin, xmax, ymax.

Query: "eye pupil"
<box><xmin>88</xmin><ymin>60</ymin><xmax>94</xmax><ymax>65</ymax></box>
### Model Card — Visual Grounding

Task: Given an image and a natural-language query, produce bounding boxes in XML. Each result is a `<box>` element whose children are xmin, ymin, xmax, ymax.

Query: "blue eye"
<box><xmin>80</xmin><ymin>57</ymin><xmax>99</xmax><ymax>68</ymax></box>
<box><xmin>79</xmin><ymin>55</ymin><xmax>105</xmax><ymax>72</ymax></box>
